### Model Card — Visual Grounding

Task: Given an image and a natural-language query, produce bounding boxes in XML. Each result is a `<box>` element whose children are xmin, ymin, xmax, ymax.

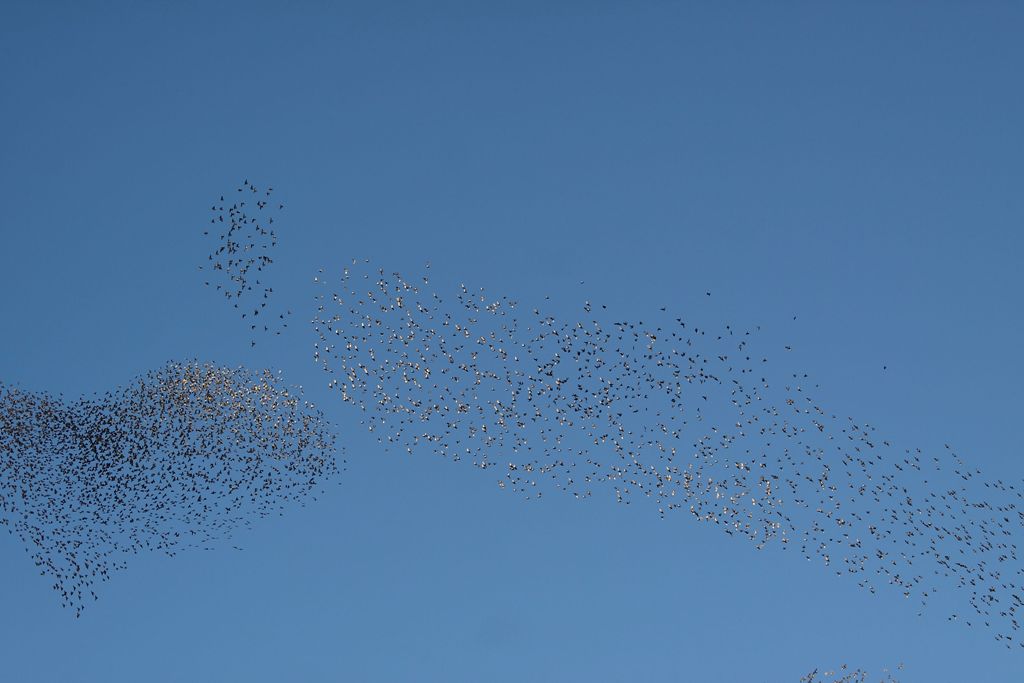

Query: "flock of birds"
<box><xmin>1</xmin><ymin>180</ymin><xmax>1018</xmax><ymax>680</ymax></box>
<box><xmin>311</xmin><ymin>258</ymin><xmax>1024</xmax><ymax>649</ymax></box>
<box><xmin>200</xmin><ymin>179</ymin><xmax>291</xmax><ymax>346</ymax></box>
<box><xmin>800</xmin><ymin>665</ymin><xmax>903</xmax><ymax>683</ymax></box>
<box><xmin>0</xmin><ymin>361</ymin><xmax>337</xmax><ymax>615</ymax></box>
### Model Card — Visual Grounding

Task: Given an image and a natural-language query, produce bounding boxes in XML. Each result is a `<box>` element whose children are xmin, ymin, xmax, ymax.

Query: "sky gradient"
<box><xmin>1</xmin><ymin>2</ymin><xmax>1023</xmax><ymax>681</ymax></box>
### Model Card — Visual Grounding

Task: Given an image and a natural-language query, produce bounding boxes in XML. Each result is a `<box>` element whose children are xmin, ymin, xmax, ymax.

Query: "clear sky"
<box><xmin>1</xmin><ymin>2</ymin><xmax>1022</xmax><ymax>681</ymax></box>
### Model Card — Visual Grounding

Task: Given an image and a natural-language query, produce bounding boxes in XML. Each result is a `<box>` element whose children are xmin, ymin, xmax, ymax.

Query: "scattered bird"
<box><xmin>801</xmin><ymin>663</ymin><xmax>904</xmax><ymax>683</ymax></box>
<box><xmin>199</xmin><ymin>179</ymin><xmax>291</xmax><ymax>346</ymax></box>
<box><xmin>304</xmin><ymin>256</ymin><xmax>1024</xmax><ymax>650</ymax></box>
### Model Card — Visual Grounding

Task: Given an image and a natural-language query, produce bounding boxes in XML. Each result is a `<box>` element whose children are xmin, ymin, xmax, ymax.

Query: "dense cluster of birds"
<box><xmin>309</xmin><ymin>258</ymin><xmax>1024</xmax><ymax>649</ymax></box>
<box><xmin>200</xmin><ymin>179</ymin><xmax>291</xmax><ymax>346</ymax></box>
<box><xmin>0</xmin><ymin>361</ymin><xmax>337</xmax><ymax>615</ymax></box>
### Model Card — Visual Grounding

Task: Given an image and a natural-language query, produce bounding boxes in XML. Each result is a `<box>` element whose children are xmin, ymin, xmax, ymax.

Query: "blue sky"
<box><xmin>1</xmin><ymin>2</ymin><xmax>1022</xmax><ymax>680</ymax></box>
